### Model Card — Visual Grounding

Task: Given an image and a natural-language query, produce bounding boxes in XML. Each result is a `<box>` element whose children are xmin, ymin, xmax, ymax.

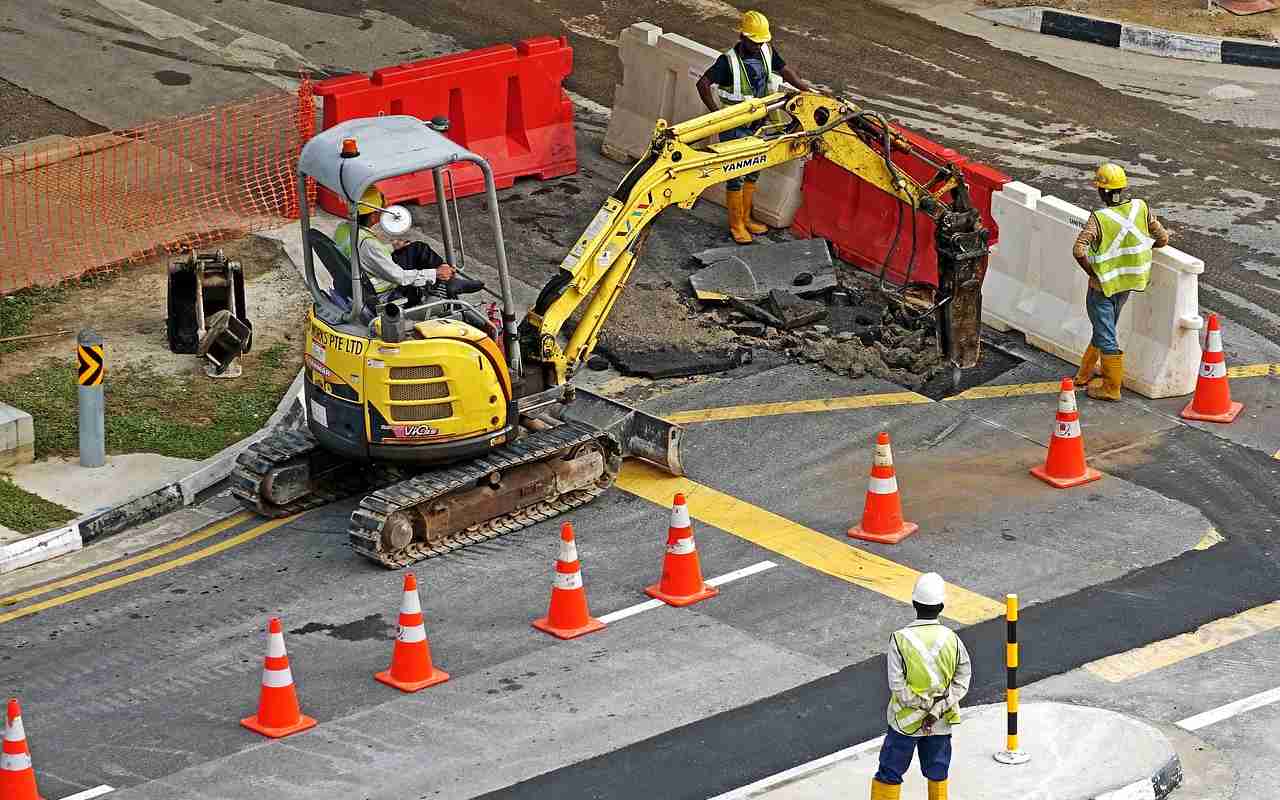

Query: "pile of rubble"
<box><xmin>691</xmin><ymin>239</ymin><xmax>946</xmax><ymax>391</ymax></box>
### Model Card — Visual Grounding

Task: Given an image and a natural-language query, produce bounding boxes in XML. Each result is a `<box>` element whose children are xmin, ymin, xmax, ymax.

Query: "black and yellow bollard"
<box><xmin>994</xmin><ymin>593</ymin><xmax>1030</xmax><ymax>765</ymax></box>
<box><xmin>77</xmin><ymin>329</ymin><xmax>106</xmax><ymax>468</ymax></box>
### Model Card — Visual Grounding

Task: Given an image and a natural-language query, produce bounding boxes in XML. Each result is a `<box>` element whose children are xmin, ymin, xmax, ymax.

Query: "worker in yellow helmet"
<box><xmin>1071</xmin><ymin>163</ymin><xmax>1170</xmax><ymax>400</ymax></box>
<box><xmin>333</xmin><ymin>185</ymin><xmax>458</xmax><ymax>309</ymax></box>
<box><xmin>696</xmin><ymin>10</ymin><xmax>812</xmax><ymax>244</ymax></box>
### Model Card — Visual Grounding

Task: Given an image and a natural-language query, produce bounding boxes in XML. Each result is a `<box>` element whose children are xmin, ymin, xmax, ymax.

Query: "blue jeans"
<box><xmin>874</xmin><ymin>727</ymin><xmax>952</xmax><ymax>784</ymax></box>
<box><xmin>1086</xmin><ymin>287</ymin><xmax>1130</xmax><ymax>354</ymax></box>
<box><xmin>720</xmin><ymin>125</ymin><xmax>762</xmax><ymax>191</ymax></box>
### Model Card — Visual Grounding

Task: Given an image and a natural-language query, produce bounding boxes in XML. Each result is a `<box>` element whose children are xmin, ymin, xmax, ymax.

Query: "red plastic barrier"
<box><xmin>313</xmin><ymin>37</ymin><xmax>577</xmax><ymax>215</ymax></box>
<box><xmin>791</xmin><ymin>128</ymin><xmax>1009</xmax><ymax>287</ymax></box>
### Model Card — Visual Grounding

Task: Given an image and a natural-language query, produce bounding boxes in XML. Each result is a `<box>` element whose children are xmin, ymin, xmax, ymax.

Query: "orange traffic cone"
<box><xmin>1</xmin><ymin>698</ymin><xmax>42</xmax><ymax>800</ymax></box>
<box><xmin>1181</xmin><ymin>313</ymin><xmax>1243</xmax><ymax>423</ymax></box>
<box><xmin>532</xmin><ymin>522</ymin><xmax>606</xmax><ymax>640</ymax></box>
<box><xmin>848</xmin><ymin>432</ymin><xmax>918</xmax><ymax>544</ymax></box>
<box><xmin>1031</xmin><ymin>378</ymin><xmax>1102</xmax><ymax>489</ymax></box>
<box><xmin>241</xmin><ymin>617</ymin><xmax>317</xmax><ymax>738</ymax></box>
<box><xmin>375</xmin><ymin>573</ymin><xmax>449</xmax><ymax>693</ymax></box>
<box><xmin>645</xmin><ymin>493</ymin><xmax>718</xmax><ymax>607</ymax></box>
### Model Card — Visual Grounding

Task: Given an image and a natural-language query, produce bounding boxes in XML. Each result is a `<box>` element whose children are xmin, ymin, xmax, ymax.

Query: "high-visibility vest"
<box><xmin>716</xmin><ymin>45</ymin><xmax>781</xmax><ymax>105</ymax></box>
<box><xmin>890</xmin><ymin>623</ymin><xmax>963</xmax><ymax>735</ymax></box>
<box><xmin>334</xmin><ymin>222</ymin><xmax>395</xmax><ymax>295</ymax></box>
<box><xmin>1087</xmin><ymin>199</ymin><xmax>1154</xmax><ymax>297</ymax></box>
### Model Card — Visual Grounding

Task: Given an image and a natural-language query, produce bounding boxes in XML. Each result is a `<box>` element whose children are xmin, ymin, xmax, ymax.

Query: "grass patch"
<box><xmin>0</xmin><ymin>475</ymin><xmax>76</xmax><ymax>534</ymax></box>
<box><xmin>0</xmin><ymin>340</ymin><xmax>299</xmax><ymax>461</ymax></box>
<box><xmin>0</xmin><ymin>285</ymin><xmax>70</xmax><ymax>353</ymax></box>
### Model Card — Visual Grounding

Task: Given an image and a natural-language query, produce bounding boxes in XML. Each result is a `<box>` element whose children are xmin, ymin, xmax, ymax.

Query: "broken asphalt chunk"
<box><xmin>689</xmin><ymin>239</ymin><xmax>835</xmax><ymax>302</ymax></box>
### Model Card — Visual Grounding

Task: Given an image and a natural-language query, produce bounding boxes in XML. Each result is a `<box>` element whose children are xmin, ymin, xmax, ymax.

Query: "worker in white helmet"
<box><xmin>870</xmin><ymin>572</ymin><xmax>972</xmax><ymax>800</ymax></box>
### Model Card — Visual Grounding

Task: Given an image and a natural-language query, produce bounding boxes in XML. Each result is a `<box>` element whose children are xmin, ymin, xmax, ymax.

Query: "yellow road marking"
<box><xmin>1085</xmin><ymin>601</ymin><xmax>1280</xmax><ymax>683</ymax></box>
<box><xmin>1227</xmin><ymin>363</ymin><xmax>1279</xmax><ymax>379</ymax></box>
<box><xmin>0</xmin><ymin>515</ymin><xmax>294</xmax><ymax>626</ymax></box>
<box><xmin>1194</xmin><ymin>528</ymin><xmax>1225</xmax><ymax>551</ymax></box>
<box><xmin>662</xmin><ymin>362</ymin><xmax>1279</xmax><ymax>425</ymax></box>
<box><xmin>0</xmin><ymin>512</ymin><xmax>253</xmax><ymax>608</ymax></box>
<box><xmin>665</xmin><ymin>392</ymin><xmax>932</xmax><ymax>425</ymax></box>
<box><xmin>944</xmin><ymin>381</ymin><xmax>1062</xmax><ymax>401</ymax></box>
<box><xmin>616</xmin><ymin>461</ymin><xmax>1004</xmax><ymax>625</ymax></box>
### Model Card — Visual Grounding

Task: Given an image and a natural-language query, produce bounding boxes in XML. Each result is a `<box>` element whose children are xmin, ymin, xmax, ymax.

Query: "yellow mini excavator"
<box><xmin>232</xmin><ymin>91</ymin><xmax>990</xmax><ymax>568</ymax></box>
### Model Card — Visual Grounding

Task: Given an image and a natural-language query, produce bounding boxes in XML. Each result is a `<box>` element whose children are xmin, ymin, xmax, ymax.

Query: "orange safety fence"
<box><xmin>0</xmin><ymin>80</ymin><xmax>317</xmax><ymax>296</ymax></box>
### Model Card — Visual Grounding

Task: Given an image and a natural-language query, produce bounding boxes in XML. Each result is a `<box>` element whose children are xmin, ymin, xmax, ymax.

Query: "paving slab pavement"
<box><xmin>733</xmin><ymin>702</ymin><xmax>1179</xmax><ymax>800</ymax></box>
<box><xmin>6</xmin><ymin>453</ymin><xmax>198</xmax><ymax>514</ymax></box>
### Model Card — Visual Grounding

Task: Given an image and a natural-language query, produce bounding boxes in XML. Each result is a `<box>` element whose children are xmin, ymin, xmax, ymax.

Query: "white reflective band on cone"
<box><xmin>401</xmin><ymin>590</ymin><xmax>422</xmax><ymax>615</ymax></box>
<box><xmin>553</xmin><ymin>571</ymin><xmax>584</xmax><ymax>590</ymax></box>
<box><xmin>1059</xmin><ymin>391</ymin><xmax>1077</xmax><ymax>413</ymax></box>
<box><xmin>874</xmin><ymin>443</ymin><xmax>893</xmax><ymax>467</ymax></box>
<box><xmin>667</xmin><ymin>536</ymin><xmax>696</xmax><ymax>555</ymax></box>
<box><xmin>558</xmin><ymin>539</ymin><xmax>579</xmax><ymax>564</ymax></box>
<box><xmin>1056</xmin><ymin>420</ymin><xmax>1082</xmax><ymax>438</ymax></box>
<box><xmin>0</xmin><ymin>752</ymin><xmax>32</xmax><ymax>771</ymax></box>
<box><xmin>3</xmin><ymin>717</ymin><xmax>23</xmax><ymax>741</ymax></box>
<box><xmin>397</xmin><ymin>624</ymin><xmax>427</xmax><ymax>643</ymax></box>
<box><xmin>262</xmin><ymin>666</ymin><xmax>294</xmax><ymax>688</ymax></box>
<box><xmin>868</xmin><ymin>475</ymin><xmax>899</xmax><ymax>494</ymax></box>
<box><xmin>1207</xmin><ymin>330</ymin><xmax>1222</xmax><ymax>352</ymax></box>
<box><xmin>670</xmin><ymin>503</ymin><xmax>691</xmax><ymax>529</ymax></box>
<box><xmin>1200</xmin><ymin>361</ymin><xmax>1227</xmax><ymax>379</ymax></box>
<box><xmin>266</xmin><ymin>632</ymin><xmax>286</xmax><ymax>658</ymax></box>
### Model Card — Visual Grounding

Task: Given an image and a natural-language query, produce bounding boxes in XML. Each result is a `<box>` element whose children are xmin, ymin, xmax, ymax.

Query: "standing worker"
<box><xmin>696</xmin><ymin>10</ymin><xmax>813</xmax><ymax>244</ymax></box>
<box><xmin>870</xmin><ymin>573</ymin><xmax>971</xmax><ymax>800</ymax></box>
<box><xmin>1072</xmin><ymin>163</ymin><xmax>1170</xmax><ymax>400</ymax></box>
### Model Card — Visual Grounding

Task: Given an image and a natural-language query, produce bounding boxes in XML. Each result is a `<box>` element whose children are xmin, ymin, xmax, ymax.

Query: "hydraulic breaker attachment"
<box><xmin>927</xmin><ymin>182</ymin><xmax>990</xmax><ymax>369</ymax></box>
<box><xmin>555</xmin><ymin>388</ymin><xmax>684</xmax><ymax>476</ymax></box>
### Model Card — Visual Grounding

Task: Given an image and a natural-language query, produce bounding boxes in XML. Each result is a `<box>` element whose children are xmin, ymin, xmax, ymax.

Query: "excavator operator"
<box><xmin>696</xmin><ymin>9</ymin><xmax>812</xmax><ymax>244</ymax></box>
<box><xmin>334</xmin><ymin>186</ymin><xmax>480</xmax><ymax>309</ymax></box>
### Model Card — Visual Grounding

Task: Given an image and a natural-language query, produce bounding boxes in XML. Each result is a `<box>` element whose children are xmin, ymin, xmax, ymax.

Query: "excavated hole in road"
<box><xmin>710</xmin><ymin>271</ymin><xmax>1024</xmax><ymax>400</ymax></box>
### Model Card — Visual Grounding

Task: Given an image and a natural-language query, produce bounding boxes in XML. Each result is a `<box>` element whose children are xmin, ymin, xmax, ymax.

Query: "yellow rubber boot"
<box><xmin>1075</xmin><ymin>345</ymin><xmax>1100</xmax><ymax>387</ymax></box>
<box><xmin>726</xmin><ymin>188</ymin><xmax>754</xmax><ymax>244</ymax></box>
<box><xmin>1087</xmin><ymin>352</ymin><xmax>1123</xmax><ymax>401</ymax></box>
<box><xmin>742</xmin><ymin>182</ymin><xmax>769</xmax><ymax>235</ymax></box>
<box><xmin>928</xmin><ymin>779</ymin><xmax>948</xmax><ymax>800</ymax></box>
<box><xmin>870</xmin><ymin>779</ymin><xmax>901</xmax><ymax>800</ymax></box>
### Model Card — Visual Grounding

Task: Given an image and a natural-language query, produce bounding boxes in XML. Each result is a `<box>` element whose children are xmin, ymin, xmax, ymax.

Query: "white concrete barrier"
<box><xmin>602</xmin><ymin>22</ymin><xmax>805</xmax><ymax>229</ymax></box>
<box><xmin>983</xmin><ymin>182</ymin><xmax>1204</xmax><ymax>398</ymax></box>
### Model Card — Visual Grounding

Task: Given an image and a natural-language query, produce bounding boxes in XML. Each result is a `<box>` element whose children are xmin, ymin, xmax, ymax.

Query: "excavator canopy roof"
<box><xmin>297</xmin><ymin>115</ymin><xmax>483</xmax><ymax>206</ymax></box>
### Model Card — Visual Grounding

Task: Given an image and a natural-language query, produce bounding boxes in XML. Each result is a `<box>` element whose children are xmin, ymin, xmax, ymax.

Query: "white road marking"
<box><xmin>706</xmin><ymin>737</ymin><xmax>881</xmax><ymax>800</ymax></box>
<box><xmin>94</xmin><ymin>0</ymin><xmax>321</xmax><ymax>91</ymax></box>
<box><xmin>62</xmin><ymin>786</ymin><xmax>115</xmax><ymax>800</ymax></box>
<box><xmin>597</xmin><ymin>561</ymin><xmax>777</xmax><ymax>625</ymax></box>
<box><xmin>1175</xmin><ymin>685</ymin><xmax>1280</xmax><ymax>732</ymax></box>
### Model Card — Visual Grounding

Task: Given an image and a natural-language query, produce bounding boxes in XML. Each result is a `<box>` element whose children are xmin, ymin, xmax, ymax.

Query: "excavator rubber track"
<box><xmin>229</xmin><ymin>430</ymin><xmax>362</xmax><ymax>518</ymax></box>
<box><xmin>347</xmin><ymin>421</ymin><xmax>617</xmax><ymax>569</ymax></box>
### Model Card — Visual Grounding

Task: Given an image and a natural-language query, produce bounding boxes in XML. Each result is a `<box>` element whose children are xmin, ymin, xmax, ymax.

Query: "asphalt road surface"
<box><xmin>2</xmin><ymin>2</ymin><xmax>1280</xmax><ymax>798</ymax></box>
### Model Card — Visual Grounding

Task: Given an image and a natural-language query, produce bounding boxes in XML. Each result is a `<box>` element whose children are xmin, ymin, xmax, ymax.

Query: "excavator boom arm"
<box><xmin>519</xmin><ymin>92</ymin><xmax>988</xmax><ymax>384</ymax></box>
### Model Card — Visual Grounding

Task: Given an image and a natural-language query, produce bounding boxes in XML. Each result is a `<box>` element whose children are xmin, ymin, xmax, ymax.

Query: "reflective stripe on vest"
<box><xmin>716</xmin><ymin>45</ymin><xmax>780</xmax><ymax>104</ymax></box>
<box><xmin>890</xmin><ymin>624</ymin><xmax>962</xmax><ymax>734</ymax></box>
<box><xmin>334</xmin><ymin>222</ymin><xmax>396</xmax><ymax>295</ymax></box>
<box><xmin>1088</xmin><ymin>199</ymin><xmax>1154</xmax><ymax>297</ymax></box>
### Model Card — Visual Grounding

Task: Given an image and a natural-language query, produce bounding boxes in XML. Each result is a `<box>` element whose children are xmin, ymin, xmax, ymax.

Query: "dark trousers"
<box><xmin>874</xmin><ymin>727</ymin><xmax>951</xmax><ymax>784</ymax></box>
<box><xmin>720</xmin><ymin>125</ymin><xmax>763</xmax><ymax>191</ymax></box>
<box><xmin>391</xmin><ymin>240</ymin><xmax>444</xmax><ymax>271</ymax></box>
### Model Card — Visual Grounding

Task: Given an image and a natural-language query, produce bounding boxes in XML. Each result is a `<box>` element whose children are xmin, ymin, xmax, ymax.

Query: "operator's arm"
<box><xmin>697</xmin><ymin>55</ymin><xmax>732</xmax><ymax>113</ymax></box>
<box><xmin>360</xmin><ymin>236</ymin><xmax>436</xmax><ymax>287</ymax></box>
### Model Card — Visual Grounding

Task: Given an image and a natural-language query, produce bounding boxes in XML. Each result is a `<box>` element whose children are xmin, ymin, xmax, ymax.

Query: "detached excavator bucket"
<box><xmin>559</xmin><ymin>388</ymin><xmax>684</xmax><ymax>476</ymax></box>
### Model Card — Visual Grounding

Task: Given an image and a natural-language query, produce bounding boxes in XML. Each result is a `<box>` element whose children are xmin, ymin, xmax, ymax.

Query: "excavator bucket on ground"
<box><xmin>558</xmin><ymin>388</ymin><xmax>684</xmax><ymax>476</ymax></box>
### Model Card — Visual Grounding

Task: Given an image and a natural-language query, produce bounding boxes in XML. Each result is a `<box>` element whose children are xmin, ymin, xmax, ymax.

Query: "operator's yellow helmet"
<box><xmin>739</xmin><ymin>10</ymin><xmax>772</xmax><ymax>43</ymax></box>
<box><xmin>1093</xmin><ymin>163</ymin><xmax>1128</xmax><ymax>191</ymax></box>
<box><xmin>356</xmin><ymin>185</ymin><xmax>385</xmax><ymax>213</ymax></box>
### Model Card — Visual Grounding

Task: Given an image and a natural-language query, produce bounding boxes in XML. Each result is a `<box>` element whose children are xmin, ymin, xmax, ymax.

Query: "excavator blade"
<box><xmin>557</xmin><ymin>388</ymin><xmax>685</xmax><ymax>476</ymax></box>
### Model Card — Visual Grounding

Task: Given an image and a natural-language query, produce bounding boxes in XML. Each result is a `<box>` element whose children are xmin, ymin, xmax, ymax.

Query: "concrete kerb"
<box><xmin>971</xmin><ymin>6</ymin><xmax>1280</xmax><ymax>68</ymax></box>
<box><xmin>0</xmin><ymin>368</ymin><xmax>305</xmax><ymax>575</ymax></box>
<box><xmin>714</xmin><ymin>702</ymin><xmax>1183</xmax><ymax>800</ymax></box>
